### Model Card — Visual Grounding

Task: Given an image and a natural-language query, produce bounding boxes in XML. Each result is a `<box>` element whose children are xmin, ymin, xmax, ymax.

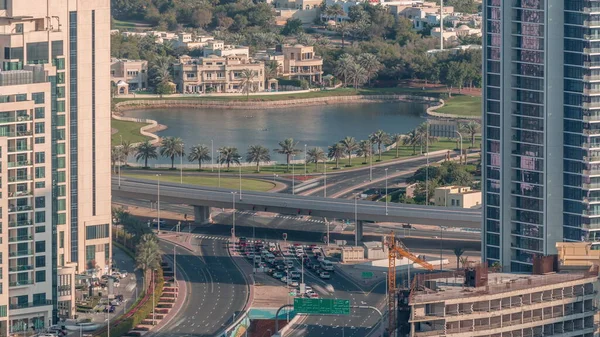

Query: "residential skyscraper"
<box><xmin>0</xmin><ymin>0</ymin><xmax>112</xmax><ymax>333</ymax></box>
<box><xmin>482</xmin><ymin>0</ymin><xmax>600</xmax><ymax>272</ymax></box>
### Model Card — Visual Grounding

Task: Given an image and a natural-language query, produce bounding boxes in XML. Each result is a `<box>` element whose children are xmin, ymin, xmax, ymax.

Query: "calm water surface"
<box><xmin>125</xmin><ymin>102</ymin><xmax>426</xmax><ymax>163</ymax></box>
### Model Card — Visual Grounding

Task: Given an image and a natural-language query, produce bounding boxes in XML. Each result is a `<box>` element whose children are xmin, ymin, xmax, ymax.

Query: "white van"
<box><xmin>320</xmin><ymin>260</ymin><xmax>334</xmax><ymax>271</ymax></box>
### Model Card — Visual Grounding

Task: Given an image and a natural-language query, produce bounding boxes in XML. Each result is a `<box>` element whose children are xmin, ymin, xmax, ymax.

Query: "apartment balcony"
<box><xmin>10</xmin><ymin>300</ymin><xmax>53</xmax><ymax>310</ymax></box>
<box><xmin>582</xmin><ymin>102</ymin><xmax>600</xmax><ymax>109</ymax></box>
<box><xmin>8</xmin><ymin>250</ymin><xmax>33</xmax><ymax>257</ymax></box>
<box><xmin>7</xmin><ymin>161</ymin><xmax>31</xmax><ymax>168</ymax></box>
<box><xmin>584</xmin><ymin>7</ymin><xmax>600</xmax><ymax>14</ymax></box>
<box><xmin>7</xmin><ymin>146</ymin><xmax>32</xmax><ymax>153</ymax></box>
<box><xmin>584</xmin><ymin>209</ymin><xmax>600</xmax><ymax>216</ymax></box>
<box><xmin>582</xmin><ymin>182</ymin><xmax>600</xmax><ymax>189</ymax></box>
<box><xmin>8</xmin><ymin>220</ymin><xmax>32</xmax><ymax>228</ymax></box>
<box><xmin>584</xmin><ymin>35</ymin><xmax>600</xmax><ymax>41</ymax></box>
<box><xmin>583</xmin><ymin>75</ymin><xmax>600</xmax><ymax>82</ymax></box>
<box><xmin>583</xmin><ymin>196</ymin><xmax>600</xmax><ymax>203</ymax></box>
<box><xmin>8</xmin><ymin>235</ymin><xmax>32</xmax><ymax>243</ymax></box>
<box><xmin>583</xmin><ymin>114</ymin><xmax>600</xmax><ymax>122</ymax></box>
<box><xmin>584</xmin><ymin>20</ymin><xmax>600</xmax><ymax>28</ymax></box>
<box><xmin>583</xmin><ymin>169</ymin><xmax>600</xmax><ymax>175</ymax></box>
<box><xmin>8</xmin><ymin>264</ymin><xmax>33</xmax><ymax>272</ymax></box>
<box><xmin>583</xmin><ymin>129</ymin><xmax>600</xmax><ymax>135</ymax></box>
<box><xmin>9</xmin><ymin>280</ymin><xmax>33</xmax><ymax>288</ymax></box>
<box><xmin>8</xmin><ymin>175</ymin><xmax>32</xmax><ymax>182</ymax></box>
<box><xmin>0</xmin><ymin>116</ymin><xmax>31</xmax><ymax>125</ymax></box>
<box><xmin>8</xmin><ymin>190</ymin><xmax>31</xmax><ymax>199</ymax></box>
<box><xmin>8</xmin><ymin>205</ymin><xmax>32</xmax><ymax>213</ymax></box>
<box><xmin>583</xmin><ymin>88</ymin><xmax>600</xmax><ymax>95</ymax></box>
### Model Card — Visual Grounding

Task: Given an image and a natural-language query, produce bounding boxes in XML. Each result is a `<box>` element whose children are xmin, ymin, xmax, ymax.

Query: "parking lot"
<box><xmin>236</xmin><ymin>237</ymin><xmax>337</xmax><ymax>299</ymax></box>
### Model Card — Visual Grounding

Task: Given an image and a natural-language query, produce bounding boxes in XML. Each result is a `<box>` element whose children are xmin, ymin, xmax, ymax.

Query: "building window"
<box><xmin>15</xmin><ymin>94</ymin><xmax>26</xmax><ymax>102</ymax></box>
<box><xmin>35</xmin><ymin>211</ymin><xmax>45</xmax><ymax>223</ymax></box>
<box><xmin>35</xmin><ymin>167</ymin><xmax>45</xmax><ymax>179</ymax></box>
<box><xmin>56</xmin><ymin>115</ymin><xmax>65</xmax><ymax>126</ymax></box>
<box><xmin>32</xmin><ymin>293</ymin><xmax>46</xmax><ymax>305</ymax></box>
<box><xmin>57</xmin><ymin>199</ymin><xmax>66</xmax><ymax>211</ymax></box>
<box><xmin>35</xmin><ymin>181</ymin><xmax>45</xmax><ymax>189</ymax></box>
<box><xmin>35</xmin><ymin>107</ymin><xmax>44</xmax><ymax>119</ymax></box>
<box><xmin>35</xmin><ymin>196</ymin><xmax>45</xmax><ymax>209</ymax></box>
<box><xmin>35</xmin><ymin>271</ymin><xmax>45</xmax><ymax>283</ymax></box>
<box><xmin>59</xmin><ymin>254</ymin><xmax>64</xmax><ymax>267</ymax></box>
<box><xmin>105</xmin><ymin>243</ymin><xmax>110</xmax><ymax>261</ymax></box>
<box><xmin>35</xmin><ymin>137</ymin><xmax>45</xmax><ymax>144</ymax></box>
<box><xmin>57</xmin><ymin>157</ymin><xmax>65</xmax><ymax>169</ymax></box>
<box><xmin>57</xmin><ymin>213</ymin><xmax>66</xmax><ymax>225</ymax></box>
<box><xmin>35</xmin><ymin>226</ymin><xmax>45</xmax><ymax>233</ymax></box>
<box><xmin>85</xmin><ymin>245</ymin><xmax>95</xmax><ymax>264</ymax></box>
<box><xmin>35</xmin><ymin>241</ymin><xmax>45</xmax><ymax>253</ymax></box>
<box><xmin>59</xmin><ymin>232</ymin><xmax>64</xmax><ymax>248</ymax></box>
<box><xmin>35</xmin><ymin>255</ymin><xmax>45</xmax><ymax>268</ymax></box>
<box><xmin>35</xmin><ymin>151</ymin><xmax>45</xmax><ymax>163</ymax></box>
<box><xmin>32</xmin><ymin>93</ymin><xmax>44</xmax><ymax>104</ymax></box>
<box><xmin>86</xmin><ymin>224</ymin><xmax>109</xmax><ymax>240</ymax></box>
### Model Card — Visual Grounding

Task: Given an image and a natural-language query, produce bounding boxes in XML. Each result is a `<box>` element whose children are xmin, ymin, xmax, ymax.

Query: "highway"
<box><xmin>295</xmin><ymin>152</ymin><xmax>450</xmax><ymax>198</ymax></box>
<box><xmin>112</xmin><ymin>177</ymin><xmax>481</xmax><ymax>228</ymax></box>
<box><xmin>155</xmin><ymin>239</ymin><xmax>247</xmax><ymax>337</ymax></box>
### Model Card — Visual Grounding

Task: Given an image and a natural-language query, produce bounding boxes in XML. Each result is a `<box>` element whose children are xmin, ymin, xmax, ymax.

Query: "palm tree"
<box><xmin>358</xmin><ymin>53</ymin><xmax>382</xmax><ymax>86</ymax></box>
<box><xmin>402</xmin><ymin>129</ymin><xmax>419</xmax><ymax>155</ymax></box>
<box><xmin>369</xmin><ymin>130</ymin><xmax>390</xmax><ymax>161</ymax></box>
<box><xmin>334</xmin><ymin>54</ymin><xmax>355</xmax><ymax>87</ymax></box>
<box><xmin>120</xmin><ymin>140</ymin><xmax>135</xmax><ymax>165</ymax></box>
<box><xmin>416</xmin><ymin>123</ymin><xmax>437</xmax><ymax>154</ymax></box>
<box><xmin>460</xmin><ymin>121</ymin><xmax>481</xmax><ymax>148</ymax></box>
<box><xmin>159</xmin><ymin>137</ymin><xmax>185</xmax><ymax>169</ymax></box>
<box><xmin>187</xmin><ymin>144</ymin><xmax>211</xmax><ymax>170</ymax></box>
<box><xmin>389</xmin><ymin>133</ymin><xmax>404</xmax><ymax>158</ymax></box>
<box><xmin>240</xmin><ymin>68</ymin><xmax>258</xmax><ymax>100</ymax></box>
<box><xmin>336</xmin><ymin>21</ymin><xmax>352</xmax><ymax>48</ymax></box>
<box><xmin>328</xmin><ymin>142</ymin><xmax>344</xmax><ymax>169</ymax></box>
<box><xmin>265</xmin><ymin>60</ymin><xmax>279</xmax><ymax>85</ymax></box>
<box><xmin>356</xmin><ymin>140</ymin><xmax>372</xmax><ymax>164</ymax></box>
<box><xmin>218</xmin><ymin>146</ymin><xmax>241</xmax><ymax>170</ymax></box>
<box><xmin>135</xmin><ymin>234</ymin><xmax>161</xmax><ymax>288</ymax></box>
<box><xmin>348</xmin><ymin>62</ymin><xmax>368</xmax><ymax>90</ymax></box>
<box><xmin>135</xmin><ymin>140</ymin><xmax>158</xmax><ymax>169</ymax></box>
<box><xmin>152</xmin><ymin>55</ymin><xmax>172</xmax><ymax>84</ymax></box>
<box><xmin>452</xmin><ymin>247</ymin><xmax>465</xmax><ymax>271</ymax></box>
<box><xmin>246</xmin><ymin>145</ymin><xmax>271</xmax><ymax>172</ymax></box>
<box><xmin>339</xmin><ymin>136</ymin><xmax>358</xmax><ymax>166</ymax></box>
<box><xmin>275</xmin><ymin>138</ymin><xmax>302</xmax><ymax>172</ymax></box>
<box><xmin>306</xmin><ymin>147</ymin><xmax>326</xmax><ymax>170</ymax></box>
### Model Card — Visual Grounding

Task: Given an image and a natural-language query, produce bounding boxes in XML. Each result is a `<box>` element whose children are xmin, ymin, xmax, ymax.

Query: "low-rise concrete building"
<box><xmin>434</xmin><ymin>186</ymin><xmax>481</xmax><ymax>208</ymax></box>
<box><xmin>110</xmin><ymin>58</ymin><xmax>148</xmax><ymax>92</ymax></box>
<box><xmin>171</xmin><ymin>33</ymin><xmax>214</xmax><ymax>50</ymax></box>
<box><xmin>281</xmin><ymin>45</ymin><xmax>323</xmax><ymax>83</ymax></box>
<box><xmin>409</xmin><ymin>269</ymin><xmax>599</xmax><ymax>336</ymax></box>
<box><xmin>203</xmin><ymin>40</ymin><xmax>250</xmax><ymax>58</ymax></box>
<box><xmin>173</xmin><ymin>55</ymin><xmax>265</xmax><ymax>94</ymax></box>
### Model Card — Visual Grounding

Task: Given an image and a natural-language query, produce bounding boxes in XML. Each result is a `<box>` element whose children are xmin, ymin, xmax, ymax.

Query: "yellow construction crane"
<box><xmin>387</xmin><ymin>231</ymin><xmax>434</xmax><ymax>335</ymax></box>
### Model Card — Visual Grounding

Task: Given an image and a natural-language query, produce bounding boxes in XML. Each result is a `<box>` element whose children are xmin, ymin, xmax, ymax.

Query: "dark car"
<box><xmin>104</xmin><ymin>305</ymin><xmax>115</xmax><ymax>313</ymax></box>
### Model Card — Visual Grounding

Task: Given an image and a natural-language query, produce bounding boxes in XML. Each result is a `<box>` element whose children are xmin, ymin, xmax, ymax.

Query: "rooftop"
<box><xmin>411</xmin><ymin>272</ymin><xmax>594</xmax><ymax>304</ymax></box>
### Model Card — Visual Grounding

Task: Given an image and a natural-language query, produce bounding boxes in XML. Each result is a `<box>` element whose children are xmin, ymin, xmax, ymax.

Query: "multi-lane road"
<box><xmin>154</xmin><ymin>238</ymin><xmax>247</xmax><ymax>337</ymax></box>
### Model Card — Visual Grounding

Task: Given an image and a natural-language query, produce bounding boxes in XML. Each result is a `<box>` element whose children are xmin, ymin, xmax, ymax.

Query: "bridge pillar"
<box><xmin>194</xmin><ymin>205</ymin><xmax>212</xmax><ymax>224</ymax></box>
<box><xmin>357</xmin><ymin>220</ymin><xmax>364</xmax><ymax>244</ymax></box>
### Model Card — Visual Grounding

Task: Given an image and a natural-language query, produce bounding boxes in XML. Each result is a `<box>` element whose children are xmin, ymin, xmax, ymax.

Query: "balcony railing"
<box><xmin>9</xmin><ymin>280</ymin><xmax>33</xmax><ymax>287</ymax></box>
<box><xmin>584</xmin><ymin>88</ymin><xmax>600</xmax><ymax>95</ymax></box>
<box><xmin>583</xmin><ymin>183</ymin><xmax>600</xmax><ymax>189</ymax></box>
<box><xmin>7</xmin><ymin>161</ymin><xmax>31</xmax><ymax>168</ymax></box>
<box><xmin>8</xmin><ymin>235</ymin><xmax>32</xmax><ymax>243</ymax></box>
<box><xmin>584</xmin><ymin>20</ymin><xmax>600</xmax><ymax>27</ymax></box>
<box><xmin>8</xmin><ymin>175</ymin><xmax>32</xmax><ymax>182</ymax></box>
<box><xmin>0</xmin><ymin>116</ymin><xmax>31</xmax><ymax>124</ymax></box>
<box><xmin>8</xmin><ymin>205</ymin><xmax>32</xmax><ymax>212</ymax></box>
<box><xmin>584</xmin><ymin>35</ymin><xmax>600</xmax><ymax>41</ymax></box>
<box><xmin>8</xmin><ymin>190</ymin><xmax>31</xmax><ymax>197</ymax></box>
<box><xmin>584</xmin><ymin>114</ymin><xmax>600</xmax><ymax>122</ymax></box>
<box><xmin>8</xmin><ymin>220</ymin><xmax>32</xmax><ymax>228</ymax></box>
<box><xmin>8</xmin><ymin>264</ymin><xmax>33</xmax><ymax>272</ymax></box>
<box><xmin>9</xmin><ymin>300</ymin><xmax>52</xmax><ymax>309</ymax></box>
<box><xmin>7</xmin><ymin>146</ymin><xmax>32</xmax><ymax>153</ymax></box>
<box><xmin>584</xmin><ymin>7</ymin><xmax>600</xmax><ymax>13</ymax></box>
<box><xmin>583</xmin><ymin>129</ymin><xmax>600</xmax><ymax>135</ymax></box>
<box><xmin>584</xmin><ymin>75</ymin><xmax>600</xmax><ymax>81</ymax></box>
<box><xmin>8</xmin><ymin>250</ymin><xmax>32</xmax><ymax>257</ymax></box>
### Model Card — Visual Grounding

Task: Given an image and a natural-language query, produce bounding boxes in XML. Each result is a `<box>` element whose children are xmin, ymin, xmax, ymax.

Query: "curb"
<box><xmin>220</xmin><ymin>241</ymin><xmax>254</xmax><ymax>336</ymax></box>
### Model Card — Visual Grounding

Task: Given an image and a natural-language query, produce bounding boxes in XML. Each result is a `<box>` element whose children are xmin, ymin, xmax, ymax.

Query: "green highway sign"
<box><xmin>361</xmin><ymin>271</ymin><xmax>373</xmax><ymax>279</ymax></box>
<box><xmin>293</xmin><ymin>298</ymin><xmax>350</xmax><ymax>315</ymax></box>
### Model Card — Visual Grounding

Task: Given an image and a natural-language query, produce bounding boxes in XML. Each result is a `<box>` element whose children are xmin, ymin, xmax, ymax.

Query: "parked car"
<box><xmin>110</xmin><ymin>300</ymin><xmax>121</xmax><ymax>306</ymax></box>
<box><xmin>307</xmin><ymin>291</ymin><xmax>319</xmax><ymax>298</ymax></box>
<box><xmin>288</xmin><ymin>280</ymin><xmax>299</xmax><ymax>287</ymax></box>
<box><xmin>272</xmin><ymin>272</ymin><xmax>284</xmax><ymax>279</ymax></box>
<box><xmin>103</xmin><ymin>305</ymin><xmax>115</xmax><ymax>313</ymax></box>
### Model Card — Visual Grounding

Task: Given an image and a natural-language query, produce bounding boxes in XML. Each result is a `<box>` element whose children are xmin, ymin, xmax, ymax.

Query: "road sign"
<box><xmin>283</xmin><ymin>233</ymin><xmax>288</xmax><ymax>240</ymax></box>
<box><xmin>361</xmin><ymin>272</ymin><xmax>373</xmax><ymax>279</ymax></box>
<box><xmin>293</xmin><ymin>298</ymin><xmax>350</xmax><ymax>315</ymax></box>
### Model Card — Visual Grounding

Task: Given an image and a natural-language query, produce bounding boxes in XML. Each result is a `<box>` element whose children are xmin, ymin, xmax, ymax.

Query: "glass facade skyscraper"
<box><xmin>483</xmin><ymin>0</ymin><xmax>600</xmax><ymax>272</ymax></box>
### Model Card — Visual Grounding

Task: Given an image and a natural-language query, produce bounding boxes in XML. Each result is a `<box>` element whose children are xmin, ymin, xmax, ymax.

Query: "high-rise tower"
<box><xmin>0</xmin><ymin>0</ymin><xmax>112</xmax><ymax>333</ymax></box>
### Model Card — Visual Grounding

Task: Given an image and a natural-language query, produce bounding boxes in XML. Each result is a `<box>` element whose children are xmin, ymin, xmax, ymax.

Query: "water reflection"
<box><xmin>124</xmin><ymin>102</ymin><xmax>426</xmax><ymax>163</ymax></box>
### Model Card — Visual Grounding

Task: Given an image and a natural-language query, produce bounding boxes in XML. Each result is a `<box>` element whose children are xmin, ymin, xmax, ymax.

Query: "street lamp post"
<box><xmin>239</xmin><ymin>163</ymin><xmax>243</xmax><ymax>200</ymax></box>
<box><xmin>385</xmin><ymin>168</ymin><xmax>389</xmax><ymax>215</ymax></box>
<box><xmin>292</xmin><ymin>155</ymin><xmax>296</xmax><ymax>195</ymax></box>
<box><xmin>217</xmin><ymin>151</ymin><xmax>221</xmax><ymax>187</ymax></box>
<box><xmin>354</xmin><ymin>195</ymin><xmax>358</xmax><ymax>247</ymax></box>
<box><xmin>304</xmin><ymin>144</ymin><xmax>307</xmax><ymax>177</ymax></box>
<box><xmin>455</xmin><ymin>131</ymin><xmax>463</xmax><ymax>164</ymax></box>
<box><xmin>118</xmin><ymin>134</ymin><xmax>122</xmax><ymax>188</ymax></box>
<box><xmin>232</xmin><ymin>192</ymin><xmax>237</xmax><ymax>243</ymax></box>
<box><xmin>369</xmin><ymin>147</ymin><xmax>373</xmax><ymax>181</ymax></box>
<box><xmin>211</xmin><ymin>140</ymin><xmax>214</xmax><ymax>172</ymax></box>
<box><xmin>425</xmin><ymin>121</ymin><xmax>430</xmax><ymax>206</ymax></box>
<box><xmin>180</xmin><ymin>143</ymin><xmax>184</xmax><ymax>184</ymax></box>
<box><xmin>323</xmin><ymin>161</ymin><xmax>327</xmax><ymax>197</ymax></box>
<box><xmin>152</xmin><ymin>269</ymin><xmax>156</xmax><ymax>325</ymax></box>
<box><xmin>174</xmin><ymin>245</ymin><xmax>177</xmax><ymax>282</ymax></box>
<box><xmin>440</xmin><ymin>226</ymin><xmax>443</xmax><ymax>272</ymax></box>
<box><xmin>156</xmin><ymin>174</ymin><xmax>161</xmax><ymax>233</ymax></box>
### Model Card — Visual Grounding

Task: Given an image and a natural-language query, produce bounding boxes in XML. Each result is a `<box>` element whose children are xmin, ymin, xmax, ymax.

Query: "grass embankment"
<box><xmin>112</xmin><ymin>119</ymin><xmax>152</xmax><ymax>146</ymax></box>
<box><xmin>122</xmin><ymin>172</ymin><xmax>276</xmax><ymax>191</ymax></box>
<box><xmin>111</xmin><ymin>19</ymin><xmax>152</xmax><ymax>30</ymax></box>
<box><xmin>436</xmin><ymin>95</ymin><xmax>482</xmax><ymax>117</ymax></box>
<box><xmin>122</xmin><ymin>137</ymin><xmax>481</xmax><ymax>177</ymax></box>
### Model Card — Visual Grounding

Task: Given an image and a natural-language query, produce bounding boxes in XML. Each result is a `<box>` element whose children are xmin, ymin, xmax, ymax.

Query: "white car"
<box><xmin>288</xmin><ymin>280</ymin><xmax>299</xmax><ymax>287</ymax></box>
<box><xmin>319</xmin><ymin>272</ymin><xmax>331</xmax><ymax>279</ymax></box>
<box><xmin>304</xmin><ymin>286</ymin><xmax>313</xmax><ymax>294</ymax></box>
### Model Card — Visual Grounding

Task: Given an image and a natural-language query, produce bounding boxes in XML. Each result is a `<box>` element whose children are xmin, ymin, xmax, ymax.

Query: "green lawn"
<box><xmin>112</xmin><ymin>18</ymin><xmax>152</xmax><ymax>30</ymax></box>
<box><xmin>122</xmin><ymin>173</ymin><xmax>276</xmax><ymax>191</ymax></box>
<box><xmin>112</xmin><ymin>119</ymin><xmax>152</xmax><ymax>146</ymax></box>
<box><xmin>436</xmin><ymin>95</ymin><xmax>482</xmax><ymax>117</ymax></box>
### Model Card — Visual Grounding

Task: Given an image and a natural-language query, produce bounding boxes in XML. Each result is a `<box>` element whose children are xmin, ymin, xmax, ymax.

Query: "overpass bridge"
<box><xmin>112</xmin><ymin>178</ymin><xmax>482</xmax><ymax>241</ymax></box>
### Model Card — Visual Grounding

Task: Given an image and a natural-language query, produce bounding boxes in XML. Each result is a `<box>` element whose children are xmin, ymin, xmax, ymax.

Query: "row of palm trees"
<box><xmin>112</xmin><ymin>122</ymin><xmax>480</xmax><ymax>172</ymax></box>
